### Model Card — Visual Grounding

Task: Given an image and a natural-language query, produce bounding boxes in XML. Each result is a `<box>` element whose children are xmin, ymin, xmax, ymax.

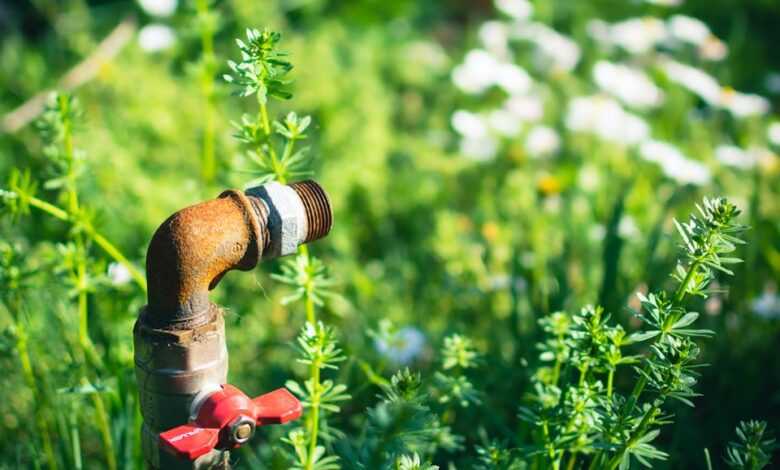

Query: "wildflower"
<box><xmin>719</xmin><ymin>88</ymin><xmax>770</xmax><ymax>118</ymax></box>
<box><xmin>639</xmin><ymin>140</ymin><xmax>711</xmax><ymax>185</ymax></box>
<box><xmin>525</xmin><ymin>125</ymin><xmax>560</xmax><ymax>157</ymax></box>
<box><xmin>137</xmin><ymin>0</ymin><xmax>177</xmax><ymax>17</ymax></box>
<box><xmin>537</xmin><ymin>174</ymin><xmax>561</xmax><ymax>195</ymax></box>
<box><xmin>494</xmin><ymin>0</ymin><xmax>533</xmax><ymax>20</ymax></box>
<box><xmin>451</xmin><ymin>110</ymin><xmax>488</xmax><ymax>139</ymax></box>
<box><xmin>488</xmin><ymin>109</ymin><xmax>523</xmax><ymax>137</ymax></box>
<box><xmin>375</xmin><ymin>326</ymin><xmax>426</xmax><ymax>365</ymax></box>
<box><xmin>565</xmin><ymin>95</ymin><xmax>649</xmax><ymax>145</ymax></box>
<box><xmin>496</xmin><ymin>63</ymin><xmax>533</xmax><ymax>95</ymax></box>
<box><xmin>699</xmin><ymin>36</ymin><xmax>728</xmax><ymax>61</ymax></box>
<box><xmin>452</xmin><ymin>49</ymin><xmax>501</xmax><ymax>94</ymax></box>
<box><xmin>460</xmin><ymin>136</ymin><xmax>499</xmax><ymax>161</ymax></box>
<box><xmin>752</xmin><ymin>284</ymin><xmax>780</xmax><ymax>319</ymax></box>
<box><xmin>578</xmin><ymin>165</ymin><xmax>600</xmax><ymax>192</ymax></box>
<box><xmin>645</xmin><ymin>0</ymin><xmax>682</xmax><ymax>5</ymax></box>
<box><xmin>768</xmin><ymin>122</ymin><xmax>780</xmax><ymax>146</ymax></box>
<box><xmin>592</xmin><ymin>61</ymin><xmax>664</xmax><ymax>108</ymax></box>
<box><xmin>138</xmin><ymin>23</ymin><xmax>176</xmax><ymax>52</ymax></box>
<box><xmin>667</xmin><ymin>15</ymin><xmax>711</xmax><ymax>46</ymax></box>
<box><xmin>660</xmin><ymin>58</ymin><xmax>721</xmax><ymax>105</ymax></box>
<box><xmin>479</xmin><ymin>21</ymin><xmax>511</xmax><ymax>58</ymax></box>
<box><xmin>596</xmin><ymin>17</ymin><xmax>667</xmax><ymax>55</ymax></box>
<box><xmin>108</xmin><ymin>262</ymin><xmax>132</xmax><ymax>286</ymax></box>
<box><xmin>715</xmin><ymin>145</ymin><xmax>758</xmax><ymax>170</ymax></box>
<box><xmin>505</xmin><ymin>94</ymin><xmax>544</xmax><ymax>122</ymax></box>
<box><xmin>511</xmin><ymin>22</ymin><xmax>581</xmax><ymax>72</ymax></box>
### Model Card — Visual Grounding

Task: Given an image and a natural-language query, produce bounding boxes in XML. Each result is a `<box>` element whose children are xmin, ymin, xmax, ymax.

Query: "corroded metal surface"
<box><xmin>135</xmin><ymin>180</ymin><xmax>332</xmax><ymax>469</ymax></box>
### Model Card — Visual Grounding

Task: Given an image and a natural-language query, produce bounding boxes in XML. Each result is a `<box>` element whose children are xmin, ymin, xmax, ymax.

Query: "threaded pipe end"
<box><xmin>289</xmin><ymin>180</ymin><xmax>333</xmax><ymax>243</ymax></box>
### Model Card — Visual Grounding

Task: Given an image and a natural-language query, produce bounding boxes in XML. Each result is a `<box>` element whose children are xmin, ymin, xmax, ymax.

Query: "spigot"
<box><xmin>135</xmin><ymin>180</ymin><xmax>332</xmax><ymax>469</ymax></box>
<box><xmin>159</xmin><ymin>385</ymin><xmax>302</xmax><ymax>460</ymax></box>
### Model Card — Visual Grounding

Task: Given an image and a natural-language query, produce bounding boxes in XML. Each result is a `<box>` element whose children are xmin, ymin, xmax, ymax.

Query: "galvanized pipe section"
<box><xmin>134</xmin><ymin>181</ymin><xmax>332</xmax><ymax>469</ymax></box>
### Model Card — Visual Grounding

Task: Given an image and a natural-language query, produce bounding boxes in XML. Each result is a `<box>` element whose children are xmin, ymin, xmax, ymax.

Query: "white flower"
<box><xmin>565</xmin><ymin>95</ymin><xmax>649</xmax><ymax>145</ymax></box>
<box><xmin>715</xmin><ymin>145</ymin><xmax>758</xmax><ymax>170</ymax></box>
<box><xmin>752</xmin><ymin>285</ymin><xmax>780</xmax><ymax>319</ymax></box>
<box><xmin>452</xmin><ymin>49</ymin><xmax>501</xmax><ymax>94</ymax></box>
<box><xmin>488</xmin><ymin>109</ymin><xmax>523</xmax><ymax>137</ymax></box>
<box><xmin>460</xmin><ymin>136</ymin><xmax>499</xmax><ymax>161</ymax></box>
<box><xmin>607</xmin><ymin>17</ymin><xmax>667</xmax><ymax>55</ymax></box>
<box><xmin>618</xmin><ymin>216</ymin><xmax>640</xmax><ymax>238</ymax></box>
<box><xmin>505</xmin><ymin>95</ymin><xmax>544</xmax><ymax>122</ymax></box>
<box><xmin>578</xmin><ymin>165</ymin><xmax>600</xmax><ymax>192</ymax></box>
<box><xmin>138</xmin><ymin>0</ymin><xmax>177</xmax><ymax>17</ymax></box>
<box><xmin>496</xmin><ymin>63</ymin><xmax>533</xmax><ymax>95</ymax></box>
<box><xmin>138</xmin><ymin>24</ymin><xmax>176</xmax><ymax>52</ymax></box>
<box><xmin>639</xmin><ymin>140</ymin><xmax>711</xmax><ymax>185</ymax></box>
<box><xmin>660</xmin><ymin>58</ymin><xmax>721</xmax><ymax>105</ymax></box>
<box><xmin>451</xmin><ymin>110</ymin><xmax>488</xmax><ymax>138</ymax></box>
<box><xmin>525</xmin><ymin>125</ymin><xmax>560</xmax><ymax>157</ymax></box>
<box><xmin>720</xmin><ymin>89</ymin><xmax>770</xmax><ymax>118</ymax></box>
<box><xmin>698</xmin><ymin>36</ymin><xmax>728</xmax><ymax>61</ymax></box>
<box><xmin>108</xmin><ymin>262</ymin><xmax>132</xmax><ymax>286</ymax></box>
<box><xmin>495</xmin><ymin>0</ymin><xmax>533</xmax><ymax>20</ymax></box>
<box><xmin>667</xmin><ymin>15</ymin><xmax>711</xmax><ymax>46</ymax></box>
<box><xmin>768</xmin><ymin>122</ymin><xmax>780</xmax><ymax>146</ymax></box>
<box><xmin>592</xmin><ymin>61</ymin><xmax>664</xmax><ymax>108</ymax></box>
<box><xmin>645</xmin><ymin>0</ymin><xmax>682</xmax><ymax>5</ymax></box>
<box><xmin>511</xmin><ymin>22</ymin><xmax>580</xmax><ymax>72</ymax></box>
<box><xmin>479</xmin><ymin>21</ymin><xmax>511</xmax><ymax>58</ymax></box>
<box><xmin>375</xmin><ymin>326</ymin><xmax>426</xmax><ymax>364</ymax></box>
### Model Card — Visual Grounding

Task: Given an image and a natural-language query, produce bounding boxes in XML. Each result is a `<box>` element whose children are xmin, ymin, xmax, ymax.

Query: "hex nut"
<box><xmin>245</xmin><ymin>182</ymin><xmax>307</xmax><ymax>258</ymax></box>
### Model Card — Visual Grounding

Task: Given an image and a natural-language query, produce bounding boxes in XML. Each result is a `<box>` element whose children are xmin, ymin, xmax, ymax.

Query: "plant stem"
<box><xmin>196</xmin><ymin>0</ymin><xmax>216</xmax><ymax>184</ymax></box>
<box><xmin>23</xmin><ymin>195</ymin><xmax>147</xmax><ymax>291</ymax></box>
<box><xmin>16</xmin><ymin>324</ymin><xmax>58</xmax><ymax>470</ymax></box>
<box><xmin>606</xmin><ymin>404</ymin><xmax>659</xmax><ymax>470</ymax></box>
<box><xmin>301</xmin><ymin>243</ymin><xmax>321</xmax><ymax>470</ymax></box>
<box><xmin>84</xmin><ymin>377</ymin><xmax>116</xmax><ymax>470</ymax></box>
<box><xmin>565</xmin><ymin>454</ymin><xmax>577</xmax><ymax>470</ymax></box>
<box><xmin>607</xmin><ymin>369</ymin><xmax>614</xmax><ymax>399</ymax></box>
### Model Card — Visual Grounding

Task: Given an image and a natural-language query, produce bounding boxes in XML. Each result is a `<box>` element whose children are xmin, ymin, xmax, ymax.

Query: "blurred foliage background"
<box><xmin>0</xmin><ymin>0</ymin><xmax>779</xmax><ymax>468</ymax></box>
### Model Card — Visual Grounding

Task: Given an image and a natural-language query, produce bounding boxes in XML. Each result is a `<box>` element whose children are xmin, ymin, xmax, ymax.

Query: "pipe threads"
<box><xmin>289</xmin><ymin>180</ymin><xmax>333</xmax><ymax>243</ymax></box>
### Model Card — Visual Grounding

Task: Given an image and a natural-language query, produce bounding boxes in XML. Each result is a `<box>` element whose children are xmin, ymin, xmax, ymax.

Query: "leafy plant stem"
<box><xmin>196</xmin><ymin>0</ymin><xmax>216</xmax><ymax>183</ymax></box>
<box><xmin>16</xmin><ymin>322</ymin><xmax>58</xmax><ymax>470</ymax></box>
<box><xmin>22</xmin><ymin>194</ymin><xmax>146</xmax><ymax>291</ymax></box>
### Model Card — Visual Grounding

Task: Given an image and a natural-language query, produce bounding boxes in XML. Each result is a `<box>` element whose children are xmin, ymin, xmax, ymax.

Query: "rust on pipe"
<box><xmin>144</xmin><ymin>181</ymin><xmax>331</xmax><ymax>329</ymax></box>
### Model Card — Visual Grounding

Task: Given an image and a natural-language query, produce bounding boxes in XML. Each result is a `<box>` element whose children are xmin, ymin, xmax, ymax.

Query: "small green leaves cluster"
<box><xmin>272</xmin><ymin>254</ymin><xmax>337</xmax><ymax>307</ymax></box>
<box><xmin>343</xmin><ymin>367</ymin><xmax>460</xmax><ymax>468</ymax></box>
<box><xmin>224</xmin><ymin>28</ymin><xmax>292</xmax><ymax>103</ymax></box>
<box><xmin>515</xmin><ymin>197</ymin><xmax>751</xmax><ymax>470</ymax></box>
<box><xmin>225</xmin><ymin>28</ymin><xmax>344</xmax><ymax>470</ymax></box>
<box><xmin>434</xmin><ymin>334</ymin><xmax>481</xmax><ymax>408</ymax></box>
<box><xmin>725</xmin><ymin>421</ymin><xmax>777</xmax><ymax>470</ymax></box>
<box><xmin>225</xmin><ymin>28</ymin><xmax>313</xmax><ymax>188</ymax></box>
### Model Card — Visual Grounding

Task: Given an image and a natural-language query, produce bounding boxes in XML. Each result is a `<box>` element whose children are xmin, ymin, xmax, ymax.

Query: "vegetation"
<box><xmin>1</xmin><ymin>0</ymin><xmax>779</xmax><ymax>468</ymax></box>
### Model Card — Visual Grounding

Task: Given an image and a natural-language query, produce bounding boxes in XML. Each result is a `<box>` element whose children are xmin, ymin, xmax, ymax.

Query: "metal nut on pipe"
<box><xmin>134</xmin><ymin>180</ymin><xmax>332</xmax><ymax>469</ymax></box>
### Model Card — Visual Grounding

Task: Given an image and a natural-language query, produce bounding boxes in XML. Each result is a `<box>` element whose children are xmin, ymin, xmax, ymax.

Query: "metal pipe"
<box><xmin>134</xmin><ymin>180</ymin><xmax>332</xmax><ymax>469</ymax></box>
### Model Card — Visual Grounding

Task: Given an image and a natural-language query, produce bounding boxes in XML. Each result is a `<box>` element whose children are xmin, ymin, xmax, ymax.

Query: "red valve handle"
<box><xmin>159</xmin><ymin>385</ymin><xmax>302</xmax><ymax>460</ymax></box>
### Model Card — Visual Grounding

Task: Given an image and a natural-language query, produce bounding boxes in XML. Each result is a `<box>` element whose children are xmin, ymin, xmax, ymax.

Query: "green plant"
<box><xmin>225</xmin><ymin>28</ymin><xmax>346</xmax><ymax>470</ymax></box>
<box><xmin>725</xmin><ymin>421</ymin><xmax>776</xmax><ymax>470</ymax></box>
<box><xmin>517</xmin><ymin>197</ymin><xmax>750</xmax><ymax>469</ymax></box>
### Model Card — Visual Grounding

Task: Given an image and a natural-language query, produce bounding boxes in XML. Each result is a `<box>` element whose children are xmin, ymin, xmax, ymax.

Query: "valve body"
<box><xmin>134</xmin><ymin>181</ymin><xmax>332</xmax><ymax>469</ymax></box>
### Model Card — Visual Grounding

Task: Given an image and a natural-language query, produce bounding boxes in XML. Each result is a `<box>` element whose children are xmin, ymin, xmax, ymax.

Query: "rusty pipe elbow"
<box><xmin>144</xmin><ymin>180</ymin><xmax>332</xmax><ymax>329</ymax></box>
